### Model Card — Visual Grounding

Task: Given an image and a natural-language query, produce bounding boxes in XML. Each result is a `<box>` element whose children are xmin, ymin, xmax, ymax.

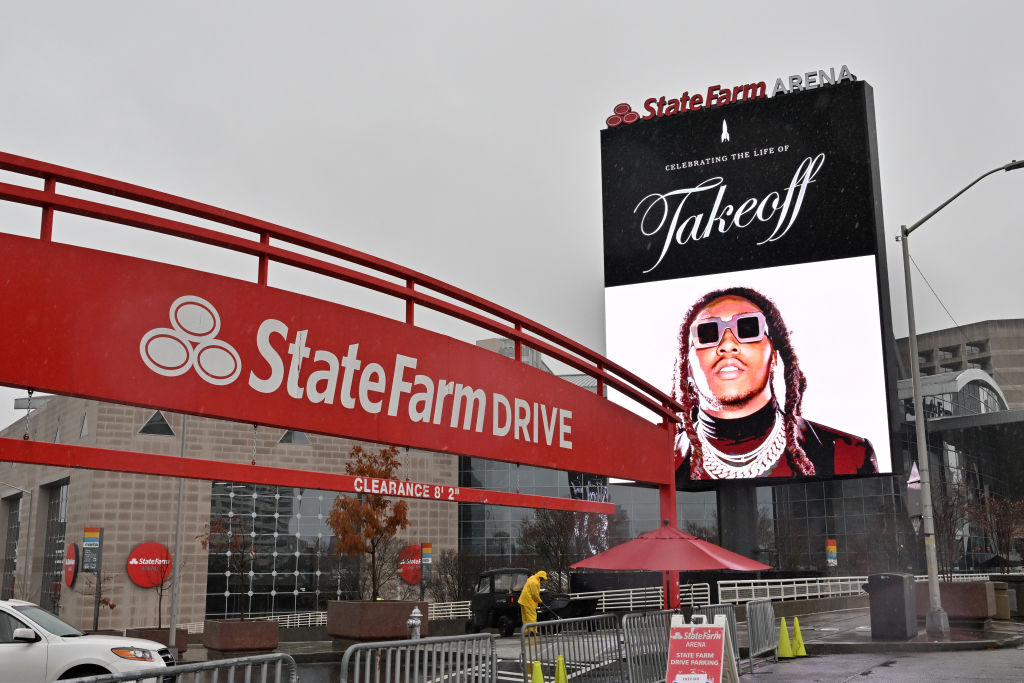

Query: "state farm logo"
<box><xmin>140</xmin><ymin>295</ymin><xmax>241</xmax><ymax>386</ymax></box>
<box><xmin>129</xmin><ymin>557</ymin><xmax>170</xmax><ymax>566</ymax></box>
<box><xmin>606</xmin><ymin>103</ymin><xmax>640</xmax><ymax>128</ymax></box>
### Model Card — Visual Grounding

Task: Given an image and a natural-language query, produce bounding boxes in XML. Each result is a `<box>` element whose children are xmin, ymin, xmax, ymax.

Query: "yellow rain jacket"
<box><xmin>517</xmin><ymin>570</ymin><xmax>547</xmax><ymax>626</ymax></box>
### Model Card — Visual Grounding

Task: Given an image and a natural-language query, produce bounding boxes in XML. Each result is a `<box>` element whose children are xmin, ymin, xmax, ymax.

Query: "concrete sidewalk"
<box><xmin>177</xmin><ymin>608</ymin><xmax>1024</xmax><ymax>682</ymax></box>
<box><xmin>755</xmin><ymin>607</ymin><xmax>1024</xmax><ymax>654</ymax></box>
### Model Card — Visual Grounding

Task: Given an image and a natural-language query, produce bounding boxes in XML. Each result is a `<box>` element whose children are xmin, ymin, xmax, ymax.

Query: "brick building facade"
<box><xmin>0</xmin><ymin>395</ymin><xmax>458</xmax><ymax>631</ymax></box>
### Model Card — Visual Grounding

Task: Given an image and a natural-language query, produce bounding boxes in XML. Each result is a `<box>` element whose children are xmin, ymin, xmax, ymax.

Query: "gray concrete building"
<box><xmin>0</xmin><ymin>396</ymin><xmax>458</xmax><ymax>632</ymax></box>
<box><xmin>896</xmin><ymin>319</ymin><xmax>1024</xmax><ymax>409</ymax></box>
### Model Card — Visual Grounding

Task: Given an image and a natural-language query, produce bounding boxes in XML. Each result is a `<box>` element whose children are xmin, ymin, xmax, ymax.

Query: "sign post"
<box><xmin>419</xmin><ymin>542</ymin><xmax>432</xmax><ymax>601</ymax></box>
<box><xmin>82</xmin><ymin>527</ymin><xmax>103</xmax><ymax>631</ymax></box>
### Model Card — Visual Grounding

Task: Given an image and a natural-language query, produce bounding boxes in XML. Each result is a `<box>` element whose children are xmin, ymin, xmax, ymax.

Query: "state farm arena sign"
<box><xmin>0</xmin><ymin>234</ymin><xmax>669</xmax><ymax>484</ymax></box>
<box><xmin>127</xmin><ymin>542</ymin><xmax>172</xmax><ymax>587</ymax></box>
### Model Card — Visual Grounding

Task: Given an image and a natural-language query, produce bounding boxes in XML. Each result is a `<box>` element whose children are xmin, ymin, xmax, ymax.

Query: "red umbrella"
<box><xmin>572</xmin><ymin>524</ymin><xmax>771</xmax><ymax>572</ymax></box>
<box><xmin>571</xmin><ymin>523</ymin><xmax>770</xmax><ymax>608</ymax></box>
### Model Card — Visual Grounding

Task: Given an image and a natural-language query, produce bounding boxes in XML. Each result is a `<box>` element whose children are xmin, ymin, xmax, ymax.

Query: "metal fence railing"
<box><xmin>621</xmin><ymin>609</ymin><xmax>673</xmax><ymax>683</ymax></box>
<box><xmin>717</xmin><ymin>572</ymin><xmax>992</xmax><ymax>604</ymax></box>
<box><xmin>679</xmin><ymin>582</ymin><xmax>712</xmax><ymax>607</ymax></box>
<box><xmin>929</xmin><ymin>573</ymin><xmax>990</xmax><ymax>583</ymax></box>
<box><xmin>64</xmin><ymin>653</ymin><xmax>298</xmax><ymax>683</ymax></box>
<box><xmin>429</xmin><ymin>600</ymin><xmax>472</xmax><ymax>621</ymax></box>
<box><xmin>177</xmin><ymin>584</ymin><xmax>711</xmax><ymax>633</ymax></box>
<box><xmin>718</xmin><ymin>575</ymin><xmax>868</xmax><ymax>604</ymax></box>
<box><xmin>340</xmin><ymin>632</ymin><xmax>497</xmax><ymax>683</ymax></box>
<box><xmin>179</xmin><ymin>610</ymin><xmax>329</xmax><ymax>633</ymax></box>
<box><xmin>521</xmin><ymin>612</ymin><xmax>624</xmax><ymax>683</ymax></box>
<box><xmin>745</xmin><ymin>598</ymin><xmax>778</xmax><ymax>674</ymax></box>
<box><xmin>569</xmin><ymin>586</ymin><xmax>666</xmax><ymax>612</ymax></box>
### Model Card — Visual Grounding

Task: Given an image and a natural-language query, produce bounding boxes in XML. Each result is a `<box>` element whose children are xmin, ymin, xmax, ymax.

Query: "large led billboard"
<box><xmin>601</xmin><ymin>79</ymin><xmax>897</xmax><ymax>488</ymax></box>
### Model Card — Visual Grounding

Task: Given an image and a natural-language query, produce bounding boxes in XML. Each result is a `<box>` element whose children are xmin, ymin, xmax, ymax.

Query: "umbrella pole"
<box><xmin>665</xmin><ymin>569</ymin><xmax>679</xmax><ymax>609</ymax></box>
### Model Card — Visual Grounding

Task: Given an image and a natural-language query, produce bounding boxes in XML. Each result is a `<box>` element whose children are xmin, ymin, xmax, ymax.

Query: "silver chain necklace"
<box><xmin>698</xmin><ymin>411</ymin><xmax>786</xmax><ymax>478</ymax></box>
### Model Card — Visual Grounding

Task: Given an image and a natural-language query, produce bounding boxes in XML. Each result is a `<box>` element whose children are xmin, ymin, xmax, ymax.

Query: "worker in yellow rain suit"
<box><xmin>518</xmin><ymin>570</ymin><xmax>548</xmax><ymax>633</ymax></box>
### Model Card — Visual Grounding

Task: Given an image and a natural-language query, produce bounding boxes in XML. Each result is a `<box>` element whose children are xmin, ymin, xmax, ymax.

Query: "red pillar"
<box><xmin>659</xmin><ymin>419</ymin><xmax>679</xmax><ymax>609</ymax></box>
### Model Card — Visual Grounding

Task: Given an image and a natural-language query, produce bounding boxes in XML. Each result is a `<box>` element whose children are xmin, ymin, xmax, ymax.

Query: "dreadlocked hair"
<box><xmin>672</xmin><ymin>286</ymin><xmax>815</xmax><ymax>477</ymax></box>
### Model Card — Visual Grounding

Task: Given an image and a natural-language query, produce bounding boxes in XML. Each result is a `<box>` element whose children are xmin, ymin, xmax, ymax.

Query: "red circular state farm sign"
<box><xmin>127</xmin><ymin>542</ymin><xmax>172</xmax><ymax>587</ymax></box>
<box><xmin>398</xmin><ymin>544</ymin><xmax>421</xmax><ymax>585</ymax></box>
<box><xmin>64</xmin><ymin>543</ymin><xmax>78</xmax><ymax>588</ymax></box>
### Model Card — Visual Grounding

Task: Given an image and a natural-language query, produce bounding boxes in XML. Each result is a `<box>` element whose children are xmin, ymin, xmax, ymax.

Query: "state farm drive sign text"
<box><xmin>0</xmin><ymin>235</ymin><xmax>669</xmax><ymax>484</ymax></box>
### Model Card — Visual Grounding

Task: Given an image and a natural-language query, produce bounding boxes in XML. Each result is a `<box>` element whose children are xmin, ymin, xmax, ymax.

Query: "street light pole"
<box><xmin>901</xmin><ymin>159</ymin><xmax>1024</xmax><ymax>636</ymax></box>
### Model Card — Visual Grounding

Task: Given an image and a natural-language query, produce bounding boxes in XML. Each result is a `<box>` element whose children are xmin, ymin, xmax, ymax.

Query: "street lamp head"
<box><xmin>1004</xmin><ymin>160</ymin><xmax>1024</xmax><ymax>172</ymax></box>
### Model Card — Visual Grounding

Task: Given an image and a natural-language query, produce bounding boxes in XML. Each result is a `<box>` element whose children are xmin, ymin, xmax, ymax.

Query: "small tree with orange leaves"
<box><xmin>326</xmin><ymin>445</ymin><xmax>410</xmax><ymax>600</ymax></box>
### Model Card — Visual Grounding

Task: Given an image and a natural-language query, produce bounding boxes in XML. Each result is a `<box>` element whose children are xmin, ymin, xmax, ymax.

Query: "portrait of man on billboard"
<box><xmin>672</xmin><ymin>285</ymin><xmax>878</xmax><ymax>482</ymax></box>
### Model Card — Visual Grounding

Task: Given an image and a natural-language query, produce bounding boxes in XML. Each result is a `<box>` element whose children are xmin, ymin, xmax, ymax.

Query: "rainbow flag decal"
<box><xmin>83</xmin><ymin>527</ymin><xmax>102</xmax><ymax>548</ymax></box>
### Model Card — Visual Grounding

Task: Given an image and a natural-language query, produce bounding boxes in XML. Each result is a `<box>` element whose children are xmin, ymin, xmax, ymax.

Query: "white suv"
<box><xmin>0</xmin><ymin>599</ymin><xmax>172</xmax><ymax>681</ymax></box>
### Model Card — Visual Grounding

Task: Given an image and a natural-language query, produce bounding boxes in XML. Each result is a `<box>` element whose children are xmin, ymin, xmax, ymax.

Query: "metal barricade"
<box><xmin>691</xmin><ymin>603</ymin><xmax>739</xmax><ymax>661</ymax></box>
<box><xmin>744</xmin><ymin>597</ymin><xmax>777</xmax><ymax>674</ymax></box>
<box><xmin>340</xmin><ymin>632</ymin><xmax>497</xmax><ymax>682</ymax></box>
<box><xmin>621</xmin><ymin>610</ymin><xmax>673</xmax><ymax>683</ymax></box>
<box><xmin>520</xmin><ymin>613</ymin><xmax>624</xmax><ymax>683</ymax></box>
<box><xmin>64</xmin><ymin>652</ymin><xmax>298</xmax><ymax>682</ymax></box>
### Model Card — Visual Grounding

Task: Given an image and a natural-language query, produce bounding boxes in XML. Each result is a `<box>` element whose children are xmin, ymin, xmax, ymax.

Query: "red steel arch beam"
<box><xmin>0</xmin><ymin>151</ymin><xmax>682</xmax><ymax>424</ymax></box>
<box><xmin>0</xmin><ymin>151</ymin><xmax>680</xmax><ymax>524</ymax></box>
<box><xmin>0</xmin><ymin>438</ymin><xmax>615</xmax><ymax>514</ymax></box>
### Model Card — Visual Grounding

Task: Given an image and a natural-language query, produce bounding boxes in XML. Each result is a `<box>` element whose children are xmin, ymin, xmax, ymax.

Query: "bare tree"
<box><xmin>67</xmin><ymin>572</ymin><xmax>118</xmax><ymax>631</ymax></box>
<box><xmin>969</xmin><ymin>494</ymin><xmax>1024</xmax><ymax>574</ymax></box>
<box><xmin>318</xmin><ymin>550</ymin><xmax>362</xmax><ymax>604</ymax></box>
<box><xmin>199</xmin><ymin>519</ymin><xmax>255</xmax><ymax>619</ymax></box>
<box><xmin>431</xmin><ymin>549</ymin><xmax>484</xmax><ymax>603</ymax></box>
<box><xmin>683</xmin><ymin>510</ymin><xmax>718</xmax><ymax>543</ymax></box>
<box><xmin>931</xmin><ymin>480</ymin><xmax>971</xmax><ymax>579</ymax></box>
<box><xmin>771</xmin><ymin>502</ymin><xmax>817</xmax><ymax>571</ymax></box>
<box><xmin>326</xmin><ymin>445</ymin><xmax>410</xmax><ymax>600</ymax></box>
<box><xmin>518</xmin><ymin>509</ymin><xmax>610</xmax><ymax>592</ymax></box>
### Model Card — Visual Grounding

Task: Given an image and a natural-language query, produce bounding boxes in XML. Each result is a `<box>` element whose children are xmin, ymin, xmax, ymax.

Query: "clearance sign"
<box><xmin>0</xmin><ymin>233</ymin><xmax>670</xmax><ymax>484</ymax></box>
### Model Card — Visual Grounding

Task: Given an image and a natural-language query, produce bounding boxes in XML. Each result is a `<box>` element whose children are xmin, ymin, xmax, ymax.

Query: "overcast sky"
<box><xmin>2</xmin><ymin>2</ymin><xmax>1022</xmax><ymax>430</ymax></box>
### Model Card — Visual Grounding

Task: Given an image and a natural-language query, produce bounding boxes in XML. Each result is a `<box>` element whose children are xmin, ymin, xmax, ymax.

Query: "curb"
<box><xmin>805</xmin><ymin>633</ymin><xmax>1024</xmax><ymax>654</ymax></box>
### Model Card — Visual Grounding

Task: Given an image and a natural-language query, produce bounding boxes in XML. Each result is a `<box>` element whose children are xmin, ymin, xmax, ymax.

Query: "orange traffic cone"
<box><xmin>791</xmin><ymin>617</ymin><xmax>807</xmax><ymax>657</ymax></box>
<box><xmin>777</xmin><ymin>617</ymin><xmax>793</xmax><ymax>658</ymax></box>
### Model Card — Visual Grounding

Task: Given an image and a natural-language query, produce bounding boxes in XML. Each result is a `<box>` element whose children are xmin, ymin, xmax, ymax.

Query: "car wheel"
<box><xmin>466</xmin><ymin>619</ymin><xmax>481</xmax><ymax>634</ymax></box>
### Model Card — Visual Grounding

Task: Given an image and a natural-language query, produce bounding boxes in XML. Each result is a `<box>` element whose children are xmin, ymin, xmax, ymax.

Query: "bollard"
<box><xmin>407</xmin><ymin>606</ymin><xmax>423</xmax><ymax>639</ymax></box>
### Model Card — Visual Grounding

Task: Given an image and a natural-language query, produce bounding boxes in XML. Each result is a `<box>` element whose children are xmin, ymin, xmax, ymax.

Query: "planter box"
<box><xmin>328</xmin><ymin>601</ymin><xmax>429</xmax><ymax>640</ymax></box>
<box><xmin>988</xmin><ymin>574</ymin><xmax>1024</xmax><ymax>615</ymax></box>
<box><xmin>126</xmin><ymin>627</ymin><xmax>188</xmax><ymax>654</ymax></box>
<box><xmin>915</xmin><ymin>581</ymin><xmax>995</xmax><ymax>623</ymax></box>
<box><xmin>202</xmin><ymin>620</ymin><xmax>279</xmax><ymax>653</ymax></box>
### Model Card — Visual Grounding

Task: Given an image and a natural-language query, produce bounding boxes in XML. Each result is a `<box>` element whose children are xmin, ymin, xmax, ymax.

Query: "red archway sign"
<box><xmin>126</xmin><ymin>542</ymin><xmax>173</xmax><ymax>588</ymax></box>
<box><xmin>0</xmin><ymin>151</ymin><xmax>680</xmax><ymax>536</ymax></box>
<box><xmin>398</xmin><ymin>544</ymin><xmax>422</xmax><ymax>585</ymax></box>
<box><xmin>63</xmin><ymin>543</ymin><xmax>79</xmax><ymax>588</ymax></box>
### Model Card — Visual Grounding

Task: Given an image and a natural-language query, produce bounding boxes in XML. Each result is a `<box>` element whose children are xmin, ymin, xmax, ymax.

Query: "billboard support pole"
<box><xmin>659</xmin><ymin>424</ymin><xmax>679</xmax><ymax>609</ymax></box>
<box><xmin>900</xmin><ymin>158</ymin><xmax>1024</xmax><ymax>636</ymax></box>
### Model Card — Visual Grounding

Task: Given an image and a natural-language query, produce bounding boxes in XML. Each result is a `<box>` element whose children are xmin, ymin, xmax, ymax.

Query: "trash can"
<box><xmin>863</xmin><ymin>572</ymin><xmax>916</xmax><ymax>639</ymax></box>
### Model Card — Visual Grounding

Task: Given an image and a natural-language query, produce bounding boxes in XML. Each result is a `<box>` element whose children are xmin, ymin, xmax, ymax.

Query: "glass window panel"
<box><xmin>275</xmin><ymin>573</ymin><xmax>296</xmax><ymax>592</ymax></box>
<box><xmin>2</xmin><ymin>496</ymin><xmax>21</xmax><ymax>600</ymax></box>
<box><xmin>40</xmin><ymin>481</ymin><xmax>68</xmax><ymax>613</ymax></box>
